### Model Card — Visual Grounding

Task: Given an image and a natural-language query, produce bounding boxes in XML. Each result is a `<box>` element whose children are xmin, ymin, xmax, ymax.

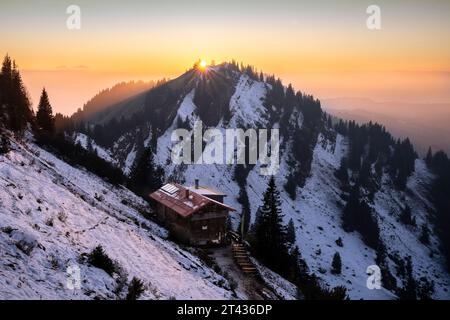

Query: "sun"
<box><xmin>197</xmin><ymin>59</ymin><xmax>208</xmax><ymax>71</ymax></box>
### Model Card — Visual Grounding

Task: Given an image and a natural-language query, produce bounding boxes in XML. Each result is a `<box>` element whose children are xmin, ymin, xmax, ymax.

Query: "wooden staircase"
<box><xmin>232</xmin><ymin>242</ymin><xmax>257</xmax><ymax>276</ymax></box>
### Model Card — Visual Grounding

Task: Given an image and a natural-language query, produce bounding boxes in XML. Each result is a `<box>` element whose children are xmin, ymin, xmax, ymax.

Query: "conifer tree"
<box><xmin>253</xmin><ymin>177</ymin><xmax>288</xmax><ymax>271</ymax></box>
<box><xmin>285</xmin><ymin>245</ymin><xmax>302</xmax><ymax>283</ymax></box>
<box><xmin>342</xmin><ymin>184</ymin><xmax>381</xmax><ymax>249</ymax></box>
<box><xmin>419</xmin><ymin>224</ymin><xmax>430</xmax><ymax>245</ymax></box>
<box><xmin>0</xmin><ymin>133</ymin><xmax>10</xmax><ymax>154</ymax></box>
<box><xmin>36</xmin><ymin>88</ymin><xmax>55</xmax><ymax>133</ymax></box>
<box><xmin>0</xmin><ymin>55</ymin><xmax>33</xmax><ymax>132</ymax></box>
<box><xmin>129</xmin><ymin>146</ymin><xmax>164</xmax><ymax>198</ymax></box>
<box><xmin>375</xmin><ymin>243</ymin><xmax>398</xmax><ymax>291</ymax></box>
<box><xmin>259</xmin><ymin>71</ymin><xmax>264</xmax><ymax>82</ymax></box>
<box><xmin>11</xmin><ymin>62</ymin><xmax>33</xmax><ymax>131</ymax></box>
<box><xmin>87</xmin><ymin>245</ymin><xmax>116</xmax><ymax>276</ymax></box>
<box><xmin>126</xmin><ymin>277</ymin><xmax>146</xmax><ymax>300</ymax></box>
<box><xmin>399</xmin><ymin>256</ymin><xmax>417</xmax><ymax>300</ymax></box>
<box><xmin>417</xmin><ymin>278</ymin><xmax>434</xmax><ymax>300</ymax></box>
<box><xmin>327</xmin><ymin>114</ymin><xmax>333</xmax><ymax>128</ymax></box>
<box><xmin>399</xmin><ymin>205</ymin><xmax>416</xmax><ymax>227</ymax></box>
<box><xmin>286</xmin><ymin>218</ymin><xmax>296</xmax><ymax>244</ymax></box>
<box><xmin>335</xmin><ymin>157</ymin><xmax>349</xmax><ymax>186</ymax></box>
<box><xmin>86</xmin><ymin>135</ymin><xmax>94</xmax><ymax>153</ymax></box>
<box><xmin>342</xmin><ymin>185</ymin><xmax>360</xmax><ymax>232</ymax></box>
<box><xmin>237</xmin><ymin>188</ymin><xmax>251</xmax><ymax>236</ymax></box>
<box><xmin>331</xmin><ymin>252</ymin><xmax>342</xmax><ymax>274</ymax></box>
<box><xmin>359</xmin><ymin>158</ymin><xmax>372</xmax><ymax>187</ymax></box>
<box><xmin>425</xmin><ymin>147</ymin><xmax>433</xmax><ymax>167</ymax></box>
<box><xmin>0</xmin><ymin>55</ymin><xmax>13</xmax><ymax>108</ymax></box>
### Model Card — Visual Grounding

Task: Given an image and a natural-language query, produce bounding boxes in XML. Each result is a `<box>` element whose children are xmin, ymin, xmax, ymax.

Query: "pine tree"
<box><xmin>0</xmin><ymin>55</ymin><xmax>13</xmax><ymax>109</ymax></box>
<box><xmin>331</xmin><ymin>252</ymin><xmax>342</xmax><ymax>274</ymax></box>
<box><xmin>36</xmin><ymin>88</ymin><xmax>55</xmax><ymax>133</ymax></box>
<box><xmin>342</xmin><ymin>185</ymin><xmax>360</xmax><ymax>233</ymax></box>
<box><xmin>252</xmin><ymin>177</ymin><xmax>288</xmax><ymax>272</ymax></box>
<box><xmin>342</xmin><ymin>184</ymin><xmax>381</xmax><ymax>249</ymax></box>
<box><xmin>0</xmin><ymin>55</ymin><xmax>33</xmax><ymax>132</ymax></box>
<box><xmin>327</xmin><ymin>114</ymin><xmax>333</xmax><ymax>128</ymax></box>
<box><xmin>391</xmin><ymin>138</ymin><xmax>416</xmax><ymax>190</ymax></box>
<box><xmin>425</xmin><ymin>147</ymin><xmax>433</xmax><ymax>167</ymax></box>
<box><xmin>259</xmin><ymin>71</ymin><xmax>264</xmax><ymax>82</ymax></box>
<box><xmin>129</xmin><ymin>146</ymin><xmax>164</xmax><ymax>198</ymax></box>
<box><xmin>335</xmin><ymin>157</ymin><xmax>349</xmax><ymax>186</ymax></box>
<box><xmin>328</xmin><ymin>286</ymin><xmax>349</xmax><ymax>300</ymax></box>
<box><xmin>375</xmin><ymin>243</ymin><xmax>397</xmax><ymax>291</ymax></box>
<box><xmin>400</xmin><ymin>205</ymin><xmax>416</xmax><ymax>226</ymax></box>
<box><xmin>297</xmin><ymin>273</ymin><xmax>348</xmax><ymax>300</ymax></box>
<box><xmin>399</xmin><ymin>256</ymin><xmax>417</xmax><ymax>300</ymax></box>
<box><xmin>10</xmin><ymin>61</ymin><xmax>33</xmax><ymax>131</ymax></box>
<box><xmin>417</xmin><ymin>278</ymin><xmax>434</xmax><ymax>300</ymax></box>
<box><xmin>87</xmin><ymin>245</ymin><xmax>116</xmax><ymax>276</ymax></box>
<box><xmin>286</xmin><ymin>218</ymin><xmax>296</xmax><ymax>244</ymax></box>
<box><xmin>86</xmin><ymin>135</ymin><xmax>94</xmax><ymax>153</ymax></box>
<box><xmin>285</xmin><ymin>245</ymin><xmax>302</xmax><ymax>282</ymax></box>
<box><xmin>237</xmin><ymin>188</ymin><xmax>251</xmax><ymax>236</ymax></box>
<box><xmin>419</xmin><ymin>224</ymin><xmax>430</xmax><ymax>245</ymax></box>
<box><xmin>359</xmin><ymin>158</ymin><xmax>372</xmax><ymax>187</ymax></box>
<box><xmin>0</xmin><ymin>133</ymin><xmax>10</xmax><ymax>154</ymax></box>
<box><xmin>126</xmin><ymin>277</ymin><xmax>146</xmax><ymax>300</ymax></box>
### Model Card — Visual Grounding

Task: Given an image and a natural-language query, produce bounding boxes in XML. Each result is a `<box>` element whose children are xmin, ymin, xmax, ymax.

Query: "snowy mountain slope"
<box><xmin>373</xmin><ymin>161</ymin><xmax>450</xmax><ymax>298</ymax></box>
<box><xmin>71</xmin><ymin>64</ymin><xmax>450</xmax><ymax>299</ymax></box>
<box><xmin>74</xmin><ymin>133</ymin><xmax>118</xmax><ymax>166</ymax></box>
<box><xmin>259</xmin><ymin>133</ymin><xmax>448</xmax><ymax>299</ymax></box>
<box><xmin>242</xmin><ymin>132</ymin><xmax>448</xmax><ymax>299</ymax></box>
<box><xmin>244</xmin><ymin>134</ymin><xmax>393</xmax><ymax>299</ymax></box>
<box><xmin>0</xmin><ymin>136</ymin><xmax>239</xmax><ymax>300</ymax></box>
<box><xmin>228</xmin><ymin>74</ymin><xmax>268</xmax><ymax>128</ymax></box>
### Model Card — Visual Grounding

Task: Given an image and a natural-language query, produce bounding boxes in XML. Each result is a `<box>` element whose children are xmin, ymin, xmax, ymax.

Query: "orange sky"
<box><xmin>1</xmin><ymin>0</ymin><xmax>449</xmax><ymax>115</ymax></box>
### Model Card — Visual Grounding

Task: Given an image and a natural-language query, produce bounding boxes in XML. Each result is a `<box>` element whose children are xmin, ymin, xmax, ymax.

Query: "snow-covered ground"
<box><xmin>228</xmin><ymin>75</ymin><xmax>268</xmax><ymax>128</ymax></box>
<box><xmin>0</xmin><ymin>136</ymin><xmax>237</xmax><ymax>300</ymax></box>
<box><xmin>74</xmin><ymin>133</ymin><xmax>118</xmax><ymax>166</ymax></box>
<box><xmin>373</xmin><ymin>160</ymin><xmax>450</xmax><ymax>298</ymax></box>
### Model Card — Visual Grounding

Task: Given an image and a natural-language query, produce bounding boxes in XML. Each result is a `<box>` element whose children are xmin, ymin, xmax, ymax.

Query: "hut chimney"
<box><xmin>195</xmin><ymin>179</ymin><xmax>199</xmax><ymax>189</ymax></box>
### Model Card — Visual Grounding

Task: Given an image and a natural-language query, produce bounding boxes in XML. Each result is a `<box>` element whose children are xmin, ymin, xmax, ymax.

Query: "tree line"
<box><xmin>0</xmin><ymin>54</ymin><xmax>55</xmax><ymax>135</ymax></box>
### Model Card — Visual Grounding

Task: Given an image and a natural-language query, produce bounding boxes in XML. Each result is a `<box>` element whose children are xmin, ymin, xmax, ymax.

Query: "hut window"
<box><xmin>202</xmin><ymin>225</ymin><xmax>208</xmax><ymax>230</ymax></box>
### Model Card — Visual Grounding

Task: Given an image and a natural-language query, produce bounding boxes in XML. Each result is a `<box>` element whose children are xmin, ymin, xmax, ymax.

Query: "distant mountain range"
<box><xmin>322</xmin><ymin>97</ymin><xmax>450</xmax><ymax>155</ymax></box>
